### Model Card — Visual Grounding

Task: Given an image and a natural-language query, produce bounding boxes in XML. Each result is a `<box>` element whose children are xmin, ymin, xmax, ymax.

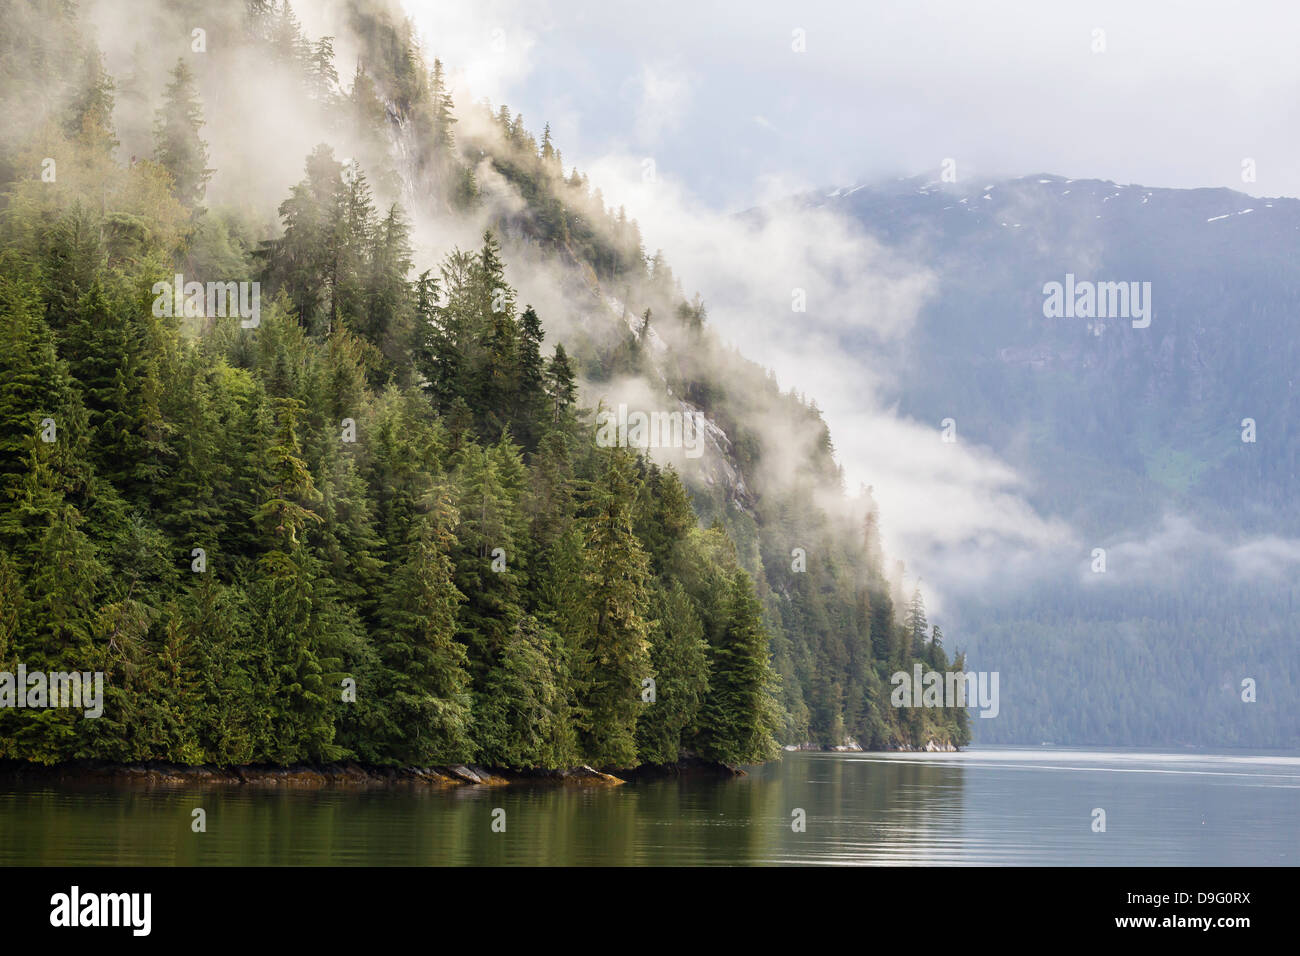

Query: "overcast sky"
<box><xmin>403</xmin><ymin>0</ymin><xmax>1300</xmax><ymax>211</ymax></box>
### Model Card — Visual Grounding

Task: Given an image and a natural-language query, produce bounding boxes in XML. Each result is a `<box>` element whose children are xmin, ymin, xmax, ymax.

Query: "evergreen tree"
<box><xmin>513</xmin><ymin>305</ymin><xmax>548</xmax><ymax>449</ymax></box>
<box><xmin>635</xmin><ymin>582</ymin><xmax>709</xmax><ymax>764</ymax></box>
<box><xmin>371</xmin><ymin>486</ymin><xmax>474</xmax><ymax>764</ymax></box>
<box><xmin>545</xmin><ymin>344</ymin><xmax>577</xmax><ymax>426</ymax></box>
<box><xmin>307</xmin><ymin>36</ymin><xmax>340</xmax><ymax>103</ymax></box>
<box><xmin>695</xmin><ymin>569</ymin><xmax>781</xmax><ymax>766</ymax></box>
<box><xmin>429</xmin><ymin>58</ymin><xmax>457</xmax><ymax>151</ymax></box>
<box><xmin>906</xmin><ymin>586</ymin><xmax>928</xmax><ymax>658</ymax></box>
<box><xmin>248</xmin><ymin>398</ymin><xmax>344</xmax><ymax>762</ymax></box>
<box><xmin>362</xmin><ymin>202</ymin><xmax>414</xmax><ymax>375</ymax></box>
<box><xmin>575</xmin><ymin>448</ymin><xmax>652</xmax><ymax>767</ymax></box>
<box><xmin>474</xmin><ymin>616</ymin><xmax>577</xmax><ymax>769</ymax></box>
<box><xmin>153</xmin><ymin>59</ymin><xmax>212</xmax><ymax>207</ymax></box>
<box><xmin>64</xmin><ymin>43</ymin><xmax>118</xmax><ymax>157</ymax></box>
<box><xmin>451</xmin><ymin>436</ymin><xmax>527</xmax><ymax>681</ymax></box>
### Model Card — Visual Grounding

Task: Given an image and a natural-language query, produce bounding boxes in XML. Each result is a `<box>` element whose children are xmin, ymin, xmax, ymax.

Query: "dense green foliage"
<box><xmin>0</xmin><ymin>0</ymin><xmax>970</xmax><ymax>767</ymax></box>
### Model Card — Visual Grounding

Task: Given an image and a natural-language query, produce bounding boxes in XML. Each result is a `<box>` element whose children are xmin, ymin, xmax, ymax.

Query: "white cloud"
<box><xmin>402</xmin><ymin>0</ymin><xmax>543</xmax><ymax>107</ymax></box>
<box><xmin>579</xmin><ymin>152</ymin><xmax>1072</xmax><ymax>606</ymax></box>
<box><xmin>632</xmin><ymin>62</ymin><xmax>690</xmax><ymax>145</ymax></box>
<box><xmin>1082</xmin><ymin>514</ymin><xmax>1300</xmax><ymax>586</ymax></box>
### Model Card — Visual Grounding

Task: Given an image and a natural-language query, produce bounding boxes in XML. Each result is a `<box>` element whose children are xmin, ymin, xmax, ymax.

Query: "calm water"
<box><xmin>2</xmin><ymin>748</ymin><xmax>1297</xmax><ymax>865</ymax></box>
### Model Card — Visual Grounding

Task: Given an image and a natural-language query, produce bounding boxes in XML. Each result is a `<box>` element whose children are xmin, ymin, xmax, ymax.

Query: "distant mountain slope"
<box><xmin>788</xmin><ymin>174</ymin><xmax>1300</xmax><ymax>747</ymax></box>
<box><xmin>811</xmin><ymin>174</ymin><xmax>1300</xmax><ymax>539</ymax></box>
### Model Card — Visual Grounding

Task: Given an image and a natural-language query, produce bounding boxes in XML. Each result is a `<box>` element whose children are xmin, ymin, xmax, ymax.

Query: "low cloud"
<box><xmin>580</xmin><ymin>152</ymin><xmax>1073</xmax><ymax>607</ymax></box>
<box><xmin>404</xmin><ymin>0</ymin><xmax>541</xmax><ymax>108</ymax></box>
<box><xmin>1082</xmin><ymin>513</ymin><xmax>1300</xmax><ymax>586</ymax></box>
<box><xmin>631</xmin><ymin>62</ymin><xmax>690</xmax><ymax>145</ymax></box>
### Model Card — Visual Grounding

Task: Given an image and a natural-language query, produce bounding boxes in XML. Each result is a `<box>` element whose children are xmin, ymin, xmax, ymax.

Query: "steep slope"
<box><xmin>0</xmin><ymin>0</ymin><xmax>971</xmax><ymax>767</ymax></box>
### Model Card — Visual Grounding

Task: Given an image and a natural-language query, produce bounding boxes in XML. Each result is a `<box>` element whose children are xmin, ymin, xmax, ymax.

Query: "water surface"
<box><xmin>2</xmin><ymin>748</ymin><xmax>1296</xmax><ymax>865</ymax></box>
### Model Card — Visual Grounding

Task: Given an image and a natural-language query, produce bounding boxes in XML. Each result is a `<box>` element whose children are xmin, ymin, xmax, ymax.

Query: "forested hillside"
<box><xmin>0</xmin><ymin>0</ymin><xmax>969</xmax><ymax>768</ymax></box>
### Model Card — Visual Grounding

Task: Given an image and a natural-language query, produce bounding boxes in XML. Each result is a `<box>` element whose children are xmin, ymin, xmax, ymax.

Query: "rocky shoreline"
<box><xmin>0</xmin><ymin>744</ymin><xmax>961</xmax><ymax>789</ymax></box>
<box><xmin>0</xmin><ymin>758</ymin><xmax>743</xmax><ymax>789</ymax></box>
<box><xmin>782</xmin><ymin>738</ymin><xmax>960</xmax><ymax>753</ymax></box>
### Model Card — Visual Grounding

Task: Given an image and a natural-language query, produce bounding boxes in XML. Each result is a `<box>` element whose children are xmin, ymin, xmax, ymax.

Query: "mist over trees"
<box><xmin>0</xmin><ymin>0</ymin><xmax>970</xmax><ymax>768</ymax></box>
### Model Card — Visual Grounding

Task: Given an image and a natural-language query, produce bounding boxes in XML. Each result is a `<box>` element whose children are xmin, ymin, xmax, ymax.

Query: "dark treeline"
<box><xmin>0</xmin><ymin>0</ymin><xmax>970</xmax><ymax>767</ymax></box>
<box><xmin>956</xmin><ymin>574</ymin><xmax>1298</xmax><ymax>748</ymax></box>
